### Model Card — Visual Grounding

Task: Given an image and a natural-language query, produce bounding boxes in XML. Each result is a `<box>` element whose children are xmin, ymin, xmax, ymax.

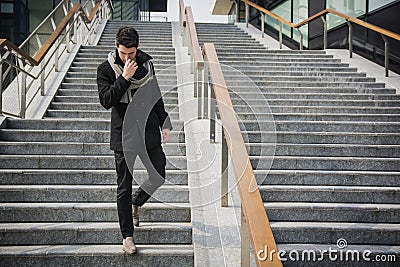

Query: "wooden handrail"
<box><xmin>88</xmin><ymin>0</ymin><xmax>102</xmax><ymax>22</ymax></box>
<box><xmin>0</xmin><ymin>39</ymin><xmax>38</xmax><ymax>66</ymax></box>
<box><xmin>33</xmin><ymin>3</ymin><xmax>80</xmax><ymax>63</ymax></box>
<box><xmin>241</xmin><ymin>0</ymin><xmax>400</xmax><ymax>41</ymax></box>
<box><xmin>185</xmin><ymin>6</ymin><xmax>204</xmax><ymax>68</ymax></box>
<box><xmin>179</xmin><ymin>0</ymin><xmax>186</xmax><ymax>27</ymax></box>
<box><xmin>203</xmin><ymin>42</ymin><xmax>282</xmax><ymax>267</ymax></box>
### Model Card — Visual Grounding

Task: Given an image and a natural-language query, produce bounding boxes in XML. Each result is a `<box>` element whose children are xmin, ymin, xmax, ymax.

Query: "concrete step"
<box><xmin>216</xmin><ymin>53</ymin><xmax>335</xmax><ymax>59</ymax></box>
<box><xmin>0</xmin><ymin>169</ymin><xmax>188</xmax><ymax>185</ymax></box>
<box><xmin>53</xmin><ymin>95</ymin><xmax>179</xmax><ymax>104</ymax></box>
<box><xmin>255</xmin><ymin>170</ymin><xmax>400</xmax><ymax>186</ymax></box>
<box><xmin>0</xmin><ymin>244</ymin><xmax>194</xmax><ymax>267</ymax></box>
<box><xmin>73</xmin><ymin>57</ymin><xmax>176</xmax><ymax>64</ymax></box>
<box><xmin>56</xmin><ymin>88</ymin><xmax>177</xmax><ymax>97</ymax></box>
<box><xmin>0</xmin><ymin>129</ymin><xmax>185</xmax><ymax>143</ymax></box>
<box><xmin>237</xmin><ymin>112</ymin><xmax>400</xmax><ymax>122</ymax></box>
<box><xmin>45</xmin><ymin>110</ymin><xmax>179</xmax><ymax>120</ymax></box>
<box><xmin>67</xmin><ymin>68</ymin><xmax>177</xmax><ymax>76</ymax></box>
<box><xmin>230</xmin><ymin>92</ymin><xmax>400</xmax><ymax>101</ymax></box>
<box><xmin>219</xmin><ymin>57</ymin><xmax>342</xmax><ymax>63</ymax></box>
<box><xmin>265</xmin><ymin>202</ymin><xmax>399</xmax><ymax>223</ymax></box>
<box><xmin>229</xmin><ymin>87</ymin><xmax>393</xmax><ymax>95</ymax></box>
<box><xmin>49</xmin><ymin>102</ymin><xmax>179</xmax><ymax>112</ymax></box>
<box><xmin>246</xmin><ymin>143</ymin><xmax>400</xmax><ymax>157</ymax></box>
<box><xmin>0</xmin><ymin>185</ymin><xmax>189</xmax><ymax>203</ymax></box>
<box><xmin>5</xmin><ymin>118</ymin><xmax>184</xmax><ymax>131</ymax></box>
<box><xmin>0</xmin><ymin>155</ymin><xmax>187</xmax><ymax>170</ymax></box>
<box><xmin>0</xmin><ymin>141</ymin><xmax>186</xmax><ymax>156</ymax></box>
<box><xmin>271</xmin><ymin>222</ymin><xmax>399</xmax><ymax>245</ymax></box>
<box><xmin>235</xmin><ymin>99</ymin><xmax>400</xmax><ymax>107</ymax></box>
<box><xmin>242</xmin><ymin>131</ymin><xmax>400</xmax><ymax>144</ymax></box>
<box><xmin>251</xmin><ymin>156</ymin><xmax>400</xmax><ymax>171</ymax></box>
<box><xmin>75</xmin><ymin>53</ymin><xmax>176</xmax><ymax>60</ymax></box>
<box><xmin>81</xmin><ymin>46</ymin><xmax>175</xmax><ymax>52</ymax></box>
<box><xmin>0</xmin><ymin>202</ymin><xmax>190</xmax><ymax>222</ymax></box>
<box><xmin>226</xmin><ymin>80</ymin><xmax>386</xmax><ymax>88</ymax></box>
<box><xmin>71</xmin><ymin>62</ymin><xmax>177</xmax><ymax>70</ymax></box>
<box><xmin>221</xmin><ymin>62</ymin><xmax>351</xmax><ymax>68</ymax></box>
<box><xmin>259</xmin><ymin>185</ymin><xmax>399</xmax><ymax>203</ymax></box>
<box><xmin>98</xmin><ymin>41</ymin><xmax>173</xmax><ymax>46</ymax></box>
<box><xmin>0</xmin><ymin>222</ymin><xmax>192</xmax><ymax>245</ymax></box>
<box><xmin>62</xmin><ymin>77</ymin><xmax>177</xmax><ymax>85</ymax></box>
<box><xmin>222</xmin><ymin>70</ymin><xmax>364</xmax><ymax>77</ymax></box>
<box><xmin>234</xmin><ymin>105</ymin><xmax>400</xmax><ymax>114</ymax></box>
<box><xmin>225</xmin><ymin>75</ymin><xmax>374</xmax><ymax>83</ymax></box>
<box><xmin>240</xmin><ymin>120</ymin><xmax>400</xmax><ymax>133</ymax></box>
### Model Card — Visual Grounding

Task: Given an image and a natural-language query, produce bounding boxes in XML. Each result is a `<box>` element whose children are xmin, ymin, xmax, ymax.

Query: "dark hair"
<box><xmin>116</xmin><ymin>26</ymin><xmax>139</xmax><ymax>48</ymax></box>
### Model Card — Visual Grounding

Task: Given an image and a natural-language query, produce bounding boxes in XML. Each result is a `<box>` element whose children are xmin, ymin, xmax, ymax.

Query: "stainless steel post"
<box><xmin>241</xmin><ymin>204</ymin><xmax>250</xmax><ymax>267</ymax></box>
<box><xmin>221</xmin><ymin>127</ymin><xmax>228</xmax><ymax>207</ymax></box>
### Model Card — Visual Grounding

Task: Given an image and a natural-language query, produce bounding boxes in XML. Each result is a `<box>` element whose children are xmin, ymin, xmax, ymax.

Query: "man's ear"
<box><xmin>116</xmin><ymin>43</ymin><xmax>119</xmax><ymax>48</ymax></box>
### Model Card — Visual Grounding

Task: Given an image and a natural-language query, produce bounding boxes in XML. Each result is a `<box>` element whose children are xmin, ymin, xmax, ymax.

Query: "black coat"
<box><xmin>97</xmin><ymin>49</ymin><xmax>172</xmax><ymax>151</ymax></box>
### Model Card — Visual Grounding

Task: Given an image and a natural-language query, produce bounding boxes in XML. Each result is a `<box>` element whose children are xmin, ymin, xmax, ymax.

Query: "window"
<box><xmin>0</xmin><ymin>2</ymin><xmax>14</xmax><ymax>14</ymax></box>
<box><xmin>326</xmin><ymin>0</ymin><xmax>367</xmax><ymax>30</ymax></box>
<box><xmin>368</xmin><ymin>0</ymin><xmax>396</xmax><ymax>11</ymax></box>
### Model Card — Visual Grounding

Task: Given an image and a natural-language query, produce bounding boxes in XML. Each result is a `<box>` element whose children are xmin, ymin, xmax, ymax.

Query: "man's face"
<box><xmin>116</xmin><ymin>44</ymin><xmax>137</xmax><ymax>64</ymax></box>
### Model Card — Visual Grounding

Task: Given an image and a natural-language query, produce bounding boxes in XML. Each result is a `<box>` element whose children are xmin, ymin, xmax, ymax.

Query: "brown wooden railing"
<box><xmin>241</xmin><ymin>0</ymin><xmax>400</xmax><ymax>76</ymax></box>
<box><xmin>179</xmin><ymin>1</ymin><xmax>282</xmax><ymax>266</ymax></box>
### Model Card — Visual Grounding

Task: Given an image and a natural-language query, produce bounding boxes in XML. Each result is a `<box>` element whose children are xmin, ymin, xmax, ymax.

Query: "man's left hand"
<box><xmin>162</xmin><ymin>128</ymin><xmax>171</xmax><ymax>144</ymax></box>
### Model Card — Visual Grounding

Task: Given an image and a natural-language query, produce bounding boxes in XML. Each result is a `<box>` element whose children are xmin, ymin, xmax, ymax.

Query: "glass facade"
<box><xmin>368</xmin><ymin>0</ymin><xmax>395</xmax><ymax>11</ymax></box>
<box><xmin>326</xmin><ymin>0</ymin><xmax>366</xmax><ymax>29</ymax></box>
<box><xmin>264</xmin><ymin>0</ymin><xmax>309</xmax><ymax>47</ymax></box>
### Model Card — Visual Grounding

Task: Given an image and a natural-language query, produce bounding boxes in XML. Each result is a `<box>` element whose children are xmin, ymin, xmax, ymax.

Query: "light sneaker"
<box><xmin>122</xmin><ymin>237</ymin><xmax>137</xmax><ymax>254</ymax></box>
<box><xmin>132</xmin><ymin>205</ymin><xmax>140</xmax><ymax>227</ymax></box>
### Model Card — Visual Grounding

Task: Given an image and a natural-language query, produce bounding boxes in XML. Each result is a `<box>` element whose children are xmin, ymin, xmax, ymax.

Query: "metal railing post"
<box><xmin>54</xmin><ymin>41</ymin><xmax>59</xmax><ymax>72</ymax></box>
<box><xmin>73</xmin><ymin>13</ymin><xmax>78</xmax><ymax>43</ymax></box>
<box><xmin>40</xmin><ymin>60</ymin><xmax>45</xmax><ymax>95</ymax></box>
<box><xmin>203</xmin><ymin>65</ymin><xmax>208</xmax><ymax>119</ymax></box>
<box><xmin>20</xmin><ymin>64</ymin><xmax>27</xmax><ymax>119</ymax></box>
<box><xmin>66</xmin><ymin>22</ymin><xmax>71</xmax><ymax>52</ymax></box>
<box><xmin>210</xmin><ymin>84</ymin><xmax>216</xmax><ymax>143</ymax></box>
<box><xmin>279</xmin><ymin>22</ymin><xmax>283</xmax><ymax>49</ymax></box>
<box><xmin>245</xmin><ymin>3</ymin><xmax>249</xmax><ymax>28</ymax></box>
<box><xmin>347</xmin><ymin>20</ymin><xmax>353</xmax><ymax>58</ymax></box>
<box><xmin>235</xmin><ymin>2</ymin><xmax>239</xmax><ymax>23</ymax></box>
<box><xmin>241</xmin><ymin>204</ymin><xmax>250</xmax><ymax>267</ymax></box>
<box><xmin>321</xmin><ymin>16</ymin><xmax>327</xmax><ymax>50</ymax></box>
<box><xmin>194</xmin><ymin>62</ymin><xmax>198</xmax><ymax>98</ymax></box>
<box><xmin>221</xmin><ymin>127</ymin><xmax>228</xmax><ymax>207</ymax></box>
<box><xmin>381</xmin><ymin>34</ymin><xmax>389</xmax><ymax>77</ymax></box>
<box><xmin>260</xmin><ymin>12</ymin><xmax>265</xmax><ymax>38</ymax></box>
<box><xmin>297</xmin><ymin>28</ymin><xmax>303</xmax><ymax>50</ymax></box>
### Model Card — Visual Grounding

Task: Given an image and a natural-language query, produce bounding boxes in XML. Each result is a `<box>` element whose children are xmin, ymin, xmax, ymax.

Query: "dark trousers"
<box><xmin>114</xmin><ymin>146</ymin><xmax>166</xmax><ymax>238</ymax></box>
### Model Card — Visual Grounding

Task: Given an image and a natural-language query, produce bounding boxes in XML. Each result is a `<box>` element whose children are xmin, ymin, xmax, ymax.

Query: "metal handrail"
<box><xmin>241</xmin><ymin>0</ymin><xmax>400</xmax><ymax>76</ymax></box>
<box><xmin>203</xmin><ymin>42</ymin><xmax>282</xmax><ymax>267</ymax></box>
<box><xmin>179</xmin><ymin>0</ymin><xmax>206</xmax><ymax>119</ymax></box>
<box><xmin>0</xmin><ymin>0</ymin><xmax>112</xmax><ymax>118</ymax></box>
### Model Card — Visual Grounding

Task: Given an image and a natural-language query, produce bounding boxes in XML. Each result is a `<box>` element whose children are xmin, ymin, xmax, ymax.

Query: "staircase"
<box><xmin>0</xmin><ymin>21</ymin><xmax>193</xmax><ymax>266</ymax></box>
<box><xmin>196</xmin><ymin>23</ymin><xmax>400</xmax><ymax>264</ymax></box>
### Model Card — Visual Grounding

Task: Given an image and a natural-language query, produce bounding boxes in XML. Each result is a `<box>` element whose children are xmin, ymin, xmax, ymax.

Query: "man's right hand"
<box><xmin>122</xmin><ymin>58</ymin><xmax>138</xmax><ymax>80</ymax></box>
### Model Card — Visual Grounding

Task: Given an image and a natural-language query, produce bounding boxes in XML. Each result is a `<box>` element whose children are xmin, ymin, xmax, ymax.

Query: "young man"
<box><xmin>97</xmin><ymin>26</ymin><xmax>172</xmax><ymax>254</ymax></box>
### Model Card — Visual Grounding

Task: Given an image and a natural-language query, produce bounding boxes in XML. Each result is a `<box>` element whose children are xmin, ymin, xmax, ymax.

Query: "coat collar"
<box><xmin>114</xmin><ymin>48</ymin><xmax>153</xmax><ymax>67</ymax></box>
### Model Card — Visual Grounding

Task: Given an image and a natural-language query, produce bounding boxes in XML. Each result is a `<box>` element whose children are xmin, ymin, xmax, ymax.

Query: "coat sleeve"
<box><xmin>97</xmin><ymin>62</ymin><xmax>131</xmax><ymax>109</ymax></box>
<box><xmin>149</xmin><ymin>62</ymin><xmax>173</xmax><ymax>130</ymax></box>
